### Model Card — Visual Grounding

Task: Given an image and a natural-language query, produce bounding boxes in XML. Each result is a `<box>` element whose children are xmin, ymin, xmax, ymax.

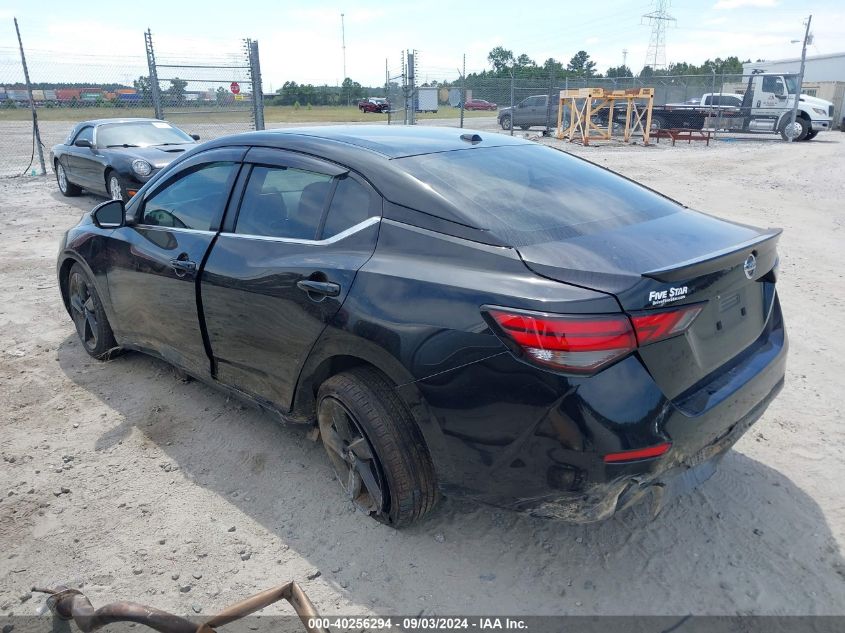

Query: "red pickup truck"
<box><xmin>358</xmin><ymin>98</ymin><xmax>389</xmax><ymax>113</ymax></box>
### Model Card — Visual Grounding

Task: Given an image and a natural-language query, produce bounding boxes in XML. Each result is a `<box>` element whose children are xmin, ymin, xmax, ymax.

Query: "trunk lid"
<box><xmin>518</xmin><ymin>210</ymin><xmax>781</xmax><ymax>399</ymax></box>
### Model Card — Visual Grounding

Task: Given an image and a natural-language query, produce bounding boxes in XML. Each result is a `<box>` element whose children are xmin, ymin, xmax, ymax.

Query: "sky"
<box><xmin>1</xmin><ymin>0</ymin><xmax>843</xmax><ymax>90</ymax></box>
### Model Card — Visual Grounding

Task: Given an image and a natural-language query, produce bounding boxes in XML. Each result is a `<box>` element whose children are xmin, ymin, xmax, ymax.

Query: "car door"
<box><xmin>106</xmin><ymin>147</ymin><xmax>245</xmax><ymax>377</ymax></box>
<box><xmin>65</xmin><ymin>125</ymin><xmax>97</xmax><ymax>188</ymax></box>
<box><xmin>754</xmin><ymin>75</ymin><xmax>788</xmax><ymax>117</ymax></box>
<box><xmin>200</xmin><ymin>147</ymin><xmax>381</xmax><ymax>410</ymax></box>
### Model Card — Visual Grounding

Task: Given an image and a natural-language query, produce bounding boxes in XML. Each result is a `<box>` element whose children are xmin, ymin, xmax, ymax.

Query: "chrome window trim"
<box><xmin>220</xmin><ymin>216</ymin><xmax>380</xmax><ymax>246</ymax></box>
<box><xmin>133</xmin><ymin>225</ymin><xmax>217</xmax><ymax>236</ymax></box>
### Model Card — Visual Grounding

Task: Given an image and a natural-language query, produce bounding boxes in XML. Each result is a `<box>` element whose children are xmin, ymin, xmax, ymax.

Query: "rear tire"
<box><xmin>56</xmin><ymin>162</ymin><xmax>82</xmax><ymax>197</ymax></box>
<box><xmin>651</xmin><ymin>115</ymin><xmax>668</xmax><ymax>131</ymax></box>
<box><xmin>317</xmin><ymin>367</ymin><xmax>438</xmax><ymax>528</ymax></box>
<box><xmin>67</xmin><ymin>263</ymin><xmax>120</xmax><ymax>360</ymax></box>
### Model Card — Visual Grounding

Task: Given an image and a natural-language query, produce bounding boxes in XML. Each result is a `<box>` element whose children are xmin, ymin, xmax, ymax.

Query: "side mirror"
<box><xmin>190</xmin><ymin>134</ymin><xmax>200</xmax><ymax>141</ymax></box>
<box><xmin>74</xmin><ymin>139</ymin><xmax>93</xmax><ymax>148</ymax></box>
<box><xmin>92</xmin><ymin>199</ymin><xmax>125</xmax><ymax>229</ymax></box>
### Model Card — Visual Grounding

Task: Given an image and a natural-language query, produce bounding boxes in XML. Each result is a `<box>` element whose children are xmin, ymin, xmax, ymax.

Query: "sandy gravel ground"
<box><xmin>1</xmin><ymin>130</ymin><xmax>844</xmax><ymax>619</ymax></box>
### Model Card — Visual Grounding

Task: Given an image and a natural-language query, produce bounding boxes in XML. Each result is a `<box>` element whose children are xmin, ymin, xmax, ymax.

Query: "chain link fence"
<box><xmin>379</xmin><ymin>57</ymin><xmax>843</xmax><ymax>142</ymax></box>
<box><xmin>0</xmin><ymin>33</ymin><xmax>264</xmax><ymax>178</ymax></box>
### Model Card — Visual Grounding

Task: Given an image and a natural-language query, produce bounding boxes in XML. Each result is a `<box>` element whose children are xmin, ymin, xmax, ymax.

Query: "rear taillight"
<box><xmin>485</xmin><ymin>309</ymin><xmax>636</xmax><ymax>374</ymax></box>
<box><xmin>629</xmin><ymin>304</ymin><xmax>703</xmax><ymax>346</ymax></box>
<box><xmin>485</xmin><ymin>303</ymin><xmax>701</xmax><ymax>374</ymax></box>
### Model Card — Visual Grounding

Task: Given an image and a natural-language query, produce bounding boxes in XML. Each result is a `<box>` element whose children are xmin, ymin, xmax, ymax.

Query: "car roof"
<box><xmin>211</xmin><ymin>125</ymin><xmax>531</xmax><ymax>159</ymax></box>
<box><xmin>79</xmin><ymin>118</ymin><xmax>169</xmax><ymax>126</ymax></box>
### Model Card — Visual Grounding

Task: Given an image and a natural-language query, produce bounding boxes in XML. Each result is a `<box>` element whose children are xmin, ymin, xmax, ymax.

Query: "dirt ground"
<box><xmin>1</xmin><ymin>129</ymin><xmax>844</xmax><ymax>619</ymax></box>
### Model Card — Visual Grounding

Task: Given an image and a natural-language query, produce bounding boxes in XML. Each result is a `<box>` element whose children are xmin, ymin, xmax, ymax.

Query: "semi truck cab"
<box><xmin>742</xmin><ymin>72</ymin><xmax>833</xmax><ymax>140</ymax></box>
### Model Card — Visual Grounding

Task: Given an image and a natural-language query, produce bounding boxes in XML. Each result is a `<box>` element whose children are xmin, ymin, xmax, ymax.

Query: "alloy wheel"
<box><xmin>318</xmin><ymin>397</ymin><xmax>386</xmax><ymax>515</ymax></box>
<box><xmin>57</xmin><ymin>164</ymin><xmax>68</xmax><ymax>193</ymax></box>
<box><xmin>109</xmin><ymin>176</ymin><xmax>122</xmax><ymax>201</ymax></box>
<box><xmin>68</xmin><ymin>272</ymin><xmax>98</xmax><ymax>351</ymax></box>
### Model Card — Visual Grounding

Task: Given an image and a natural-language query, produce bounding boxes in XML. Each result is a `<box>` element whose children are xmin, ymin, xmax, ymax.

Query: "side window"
<box><xmin>74</xmin><ymin>126</ymin><xmax>94</xmax><ymax>144</ymax></box>
<box><xmin>141</xmin><ymin>162</ymin><xmax>237</xmax><ymax>230</ymax></box>
<box><xmin>321</xmin><ymin>176</ymin><xmax>377</xmax><ymax>239</ymax></box>
<box><xmin>235</xmin><ymin>165</ymin><xmax>333</xmax><ymax>239</ymax></box>
<box><xmin>762</xmin><ymin>76</ymin><xmax>784</xmax><ymax>95</ymax></box>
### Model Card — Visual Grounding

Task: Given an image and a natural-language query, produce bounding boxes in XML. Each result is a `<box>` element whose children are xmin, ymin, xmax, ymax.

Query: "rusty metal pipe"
<box><xmin>33</xmin><ymin>581</ymin><xmax>329</xmax><ymax>633</ymax></box>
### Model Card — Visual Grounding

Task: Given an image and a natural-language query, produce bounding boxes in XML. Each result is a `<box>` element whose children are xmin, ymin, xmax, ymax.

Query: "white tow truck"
<box><xmin>621</xmin><ymin>73</ymin><xmax>834</xmax><ymax>141</ymax></box>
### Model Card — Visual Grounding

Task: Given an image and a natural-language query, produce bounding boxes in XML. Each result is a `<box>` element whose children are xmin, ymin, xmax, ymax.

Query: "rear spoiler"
<box><xmin>643</xmin><ymin>228</ymin><xmax>782</xmax><ymax>282</ymax></box>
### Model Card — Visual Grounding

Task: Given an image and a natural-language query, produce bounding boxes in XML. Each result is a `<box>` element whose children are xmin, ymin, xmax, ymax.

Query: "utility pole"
<box><xmin>642</xmin><ymin>0</ymin><xmax>675</xmax><ymax>72</ymax></box>
<box><xmin>622</xmin><ymin>48</ymin><xmax>628</xmax><ymax>69</ymax></box>
<box><xmin>788</xmin><ymin>14</ymin><xmax>812</xmax><ymax>143</ymax></box>
<box><xmin>341</xmin><ymin>13</ymin><xmax>347</xmax><ymax>105</ymax></box>
<box><xmin>14</xmin><ymin>18</ymin><xmax>46</xmax><ymax>175</ymax></box>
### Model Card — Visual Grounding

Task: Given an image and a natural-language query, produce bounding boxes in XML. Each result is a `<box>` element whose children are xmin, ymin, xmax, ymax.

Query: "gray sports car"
<box><xmin>50</xmin><ymin>118</ymin><xmax>199</xmax><ymax>202</ymax></box>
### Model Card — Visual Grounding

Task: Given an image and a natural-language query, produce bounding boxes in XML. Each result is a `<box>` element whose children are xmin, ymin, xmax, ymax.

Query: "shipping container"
<box><xmin>31</xmin><ymin>89</ymin><xmax>45</xmax><ymax>101</ymax></box>
<box><xmin>118</xmin><ymin>92</ymin><xmax>140</xmax><ymax>102</ymax></box>
<box><xmin>7</xmin><ymin>89</ymin><xmax>30</xmax><ymax>102</ymax></box>
<box><xmin>44</xmin><ymin>90</ymin><xmax>57</xmax><ymax>101</ymax></box>
<box><xmin>56</xmin><ymin>89</ymin><xmax>82</xmax><ymax>101</ymax></box>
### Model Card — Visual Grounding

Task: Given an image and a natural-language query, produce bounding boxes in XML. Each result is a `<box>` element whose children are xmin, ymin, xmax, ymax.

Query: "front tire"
<box><xmin>804</xmin><ymin>130</ymin><xmax>819</xmax><ymax>140</ymax></box>
<box><xmin>317</xmin><ymin>367</ymin><xmax>438</xmax><ymax>528</ymax></box>
<box><xmin>67</xmin><ymin>263</ymin><xmax>120</xmax><ymax>360</ymax></box>
<box><xmin>780</xmin><ymin>117</ymin><xmax>808</xmax><ymax>141</ymax></box>
<box><xmin>500</xmin><ymin>115</ymin><xmax>512</xmax><ymax>130</ymax></box>
<box><xmin>56</xmin><ymin>162</ymin><xmax>82</xmax><ymax>197</ymax></box>
<box><xmin>107</xmin><ymin>171</ymin><xmax>130</xmax><ymax>202</ymax></box>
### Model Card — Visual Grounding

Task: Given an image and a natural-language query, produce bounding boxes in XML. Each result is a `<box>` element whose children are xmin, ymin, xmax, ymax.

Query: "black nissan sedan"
<box><xmin>50</xmin><ymin>118</ymin><xmax>199</xmax><ymax>202</ymax></box>
<box><xmin>56</xmin><ymin>126</ymin><xmax>787</xmax><ymax>527</ymax></box>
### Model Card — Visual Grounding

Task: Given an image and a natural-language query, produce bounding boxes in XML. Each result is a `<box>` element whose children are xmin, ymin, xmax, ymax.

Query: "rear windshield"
<box><xmin>396</xmin><ymin>144</ymin><xmax>681</xmax><ymax>246</ymax></box>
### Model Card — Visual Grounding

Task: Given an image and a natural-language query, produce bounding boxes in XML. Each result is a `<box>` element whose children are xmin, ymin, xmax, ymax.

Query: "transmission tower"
<box><xmin>642</xmin><ymin>0</ymin><xmax>675</xmax><ymax>71</ymax></box>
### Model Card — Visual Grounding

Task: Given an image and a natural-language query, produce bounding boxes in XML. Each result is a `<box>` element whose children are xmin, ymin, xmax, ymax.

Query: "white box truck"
<box><xmin>415</xmin><ymin>87</ymin><xmax>438</xmax><ymax>113</ymax></box>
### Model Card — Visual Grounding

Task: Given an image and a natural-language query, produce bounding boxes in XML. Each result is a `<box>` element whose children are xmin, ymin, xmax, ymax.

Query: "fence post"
<box><xmin>460</xmin><ymin>53</ymin><xmax>465</xmax><ymax>129</ymax></box>
<box><xmin>407</xmin><ymin>50</ymin><xmax>415</xmax><ymax>125</ymax></box>
<box><xmin>545</xmin><ymin>68</ymin><xmax>556</xmax><ymax>134</ymax></box>
<box><xmin>14</xmin><ymin>18</ymin><xmax>46</xmax><ymax>176</ymax></box>
<box><xmin>248</xmin><ymin>40</ymin><xmax>265</xmax><ymax>131</ymax></box>
<box><xmin>144</xmin><ymin>29</ymin><xmax>163</xmax><ymax>120</ymax></box>
<box><xmin>509</xmin><ymin>68</ymin><xmax>515</xmax><ymax>136</ymax></box>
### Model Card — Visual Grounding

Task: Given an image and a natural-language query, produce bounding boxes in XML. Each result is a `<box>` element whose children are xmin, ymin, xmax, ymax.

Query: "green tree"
<box><xmin>542</xmin><ymin>58</ymin><xmax>565</xmax><ymax>75</ymax></box>
<box><xmin>515</xmin><ymin>53</ymin><xmax>536</xmax><ymax>69</ymax></box>
<box><xmin>605</xmin><ymin>65</ymin><xmax>633</xmax><ymax>78</ymax></box>
<box><xmin>487</xmin><ymin>46</ymin><xmax>515</xmax><ymax>74</ymax></box>
<box><xmin>167</xmin><ymin>77</ymin><xmax>187</xmax><ymax>106</ymax></box>
<box><xmin>133</xmin><ymin>75</ymin><xmax>152</xmax><ymax>106</ymax></box>
<box><xmin>567</xmin><ymin>51</ymin><xmax>597</xmax><ymax>78</ymax></box>
<box><xmin>639</xmin><ymin>65</ymin><xmax>655</xmax><ymax>78</ymax></box>
<box><xmin>215</xmin><ymin>86</ymin><xmax>229</xmax><ymax>105</ymax></box>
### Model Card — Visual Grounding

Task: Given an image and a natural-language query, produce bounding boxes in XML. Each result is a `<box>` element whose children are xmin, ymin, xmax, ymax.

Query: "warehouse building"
<box><xmin>744</xmin><ymin>52</ymin><xmax>845</xmax><ymax>128</ymax></box>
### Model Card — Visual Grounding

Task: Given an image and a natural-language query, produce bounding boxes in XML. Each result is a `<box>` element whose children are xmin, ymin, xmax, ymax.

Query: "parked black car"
<box><xmin>57</xmin><ymin>126</ymin><xmax>787</xmax><ymax>527</ymax></box>
<box><xmin>50</xmin><ymin>118</ymin><xmax>199</xmax><ymax>202</ymax></box>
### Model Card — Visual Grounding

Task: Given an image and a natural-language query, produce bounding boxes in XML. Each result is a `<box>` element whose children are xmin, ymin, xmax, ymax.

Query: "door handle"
<box><xmin>297</xmin><ymin>280</ymin><xmax>341</xmax><ymax>297</ymax></box>
<box><xmin>169</xmin><ymin>258</ymin><xmax>197</xmax><ymax>273</ymax></box>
